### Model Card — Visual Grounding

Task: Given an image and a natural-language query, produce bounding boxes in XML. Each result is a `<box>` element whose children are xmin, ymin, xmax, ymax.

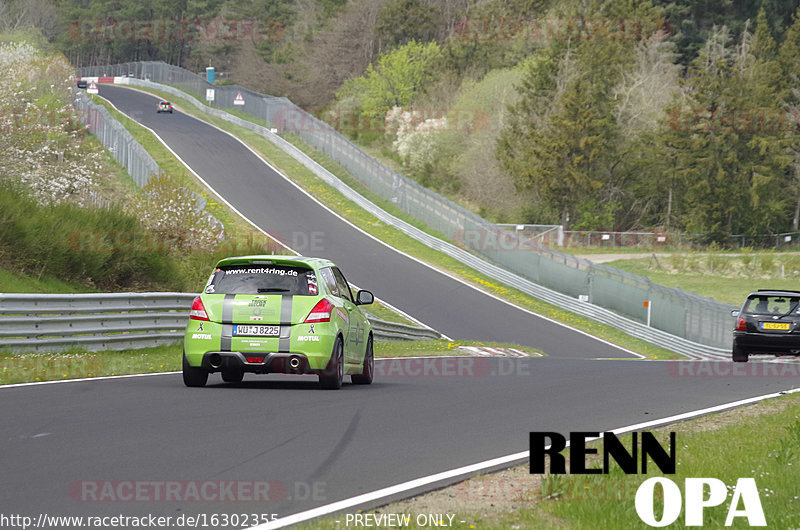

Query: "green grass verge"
<box><xmin>0</xmin><ymin>267</ymin><xmax>98</xmax><ymax>293</ymax></box>
<box><xmin>374</xmin><ymin>339</ymin><xmax>543</xmax><ymax>358</ymax></box>
<box><xmin>606</xmin><ymin>252</ymin><xmax>800</xmax><ymax>306</ymax></box>
<box><xmin>99</xmin><ymin>84</ymin><xmax>682</xmax><ymax>360</ymax></box>
<box><xmin>297</xmin><ymin>391</ymin><xmax>800</xmax><ymax>529</ymax></box>
<box><xmin>0</xmin><ymin>339</ymin><xmax>541</xmax><ymax>385</ymax></box>
<box><xmin>0</xmin><ymin>344</ymin><xmax>182</xmax><ymax>385</ymax></box>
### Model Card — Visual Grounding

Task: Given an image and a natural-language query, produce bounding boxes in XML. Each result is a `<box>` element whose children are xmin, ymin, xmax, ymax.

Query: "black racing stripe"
<box><xmin>221</xmin><ymin>294</ymin><xmax>235</xmax><ymax>352</ymax></box>
<box><xmin>279</xmin><ymin>294</ymin><xmax>292</xmax><ymax>353</ymax></box>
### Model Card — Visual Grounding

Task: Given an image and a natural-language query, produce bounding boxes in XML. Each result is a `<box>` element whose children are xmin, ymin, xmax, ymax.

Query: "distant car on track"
<box><xmin>156</xmin><ymin>100</ymin><xmax>173</xmax><ymax>113</ymax></box>
<box><xmin>731</xmin><ymin>289</ymin><xmax>800</xmax><ymax>362</ymax></box>
<box><xmin>183</xmin><ymin>255</ymin><xmax>375</xmax><ymax>389</ymax></box>
<box><xmin>76</xmin><ymin>79</ymin><xmax>87</xmax><ymax>89</ymax></box>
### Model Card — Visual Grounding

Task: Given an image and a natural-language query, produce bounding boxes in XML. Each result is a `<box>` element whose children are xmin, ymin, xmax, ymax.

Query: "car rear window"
<box><xmin>743</xmin><ymin>295</ymin><xmax>800</xmax><ymax>315</ymax></box>
<box><xmin>204</xmin><ymin>265</ymin><xmax>318</xmax><ymax>295</ymax></box>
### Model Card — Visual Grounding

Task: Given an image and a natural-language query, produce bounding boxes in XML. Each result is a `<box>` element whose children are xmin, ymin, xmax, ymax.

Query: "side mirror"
<box><xmin>356</xmin><ymin>290</ymin><xmax>374</xmax><ymax>305</ymax></box>
<box><xmin>731</xmin><ymin>310</ymin><xmax>740</xmax><ymax>318</ymax></box>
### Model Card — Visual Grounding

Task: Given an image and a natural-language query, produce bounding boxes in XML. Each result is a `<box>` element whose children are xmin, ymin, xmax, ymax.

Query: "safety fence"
<box><xmin>74</xmin><ymin>89</ymin><xmax>160</xmax><ymax>188</ymax></box>
<box><xmin>72</xmin><ymin>89</ymin><xmax>221</xmax><ymax>231</ymax></box>
<box><xmin>76</xmin><ymin>62</ymin><xmax>736</xmax><ymax>350</ymax></box>
<box><xmin>0</xmin><ymin>293</ymin><xmax>442</xmax><ymax>352</ymax></box>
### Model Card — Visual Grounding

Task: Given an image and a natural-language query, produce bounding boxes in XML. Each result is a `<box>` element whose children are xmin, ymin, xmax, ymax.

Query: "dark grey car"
<box><xmin>731</xmin><ymin>289</ymin><xmax>800</xmax><ymax>362</ymax></box>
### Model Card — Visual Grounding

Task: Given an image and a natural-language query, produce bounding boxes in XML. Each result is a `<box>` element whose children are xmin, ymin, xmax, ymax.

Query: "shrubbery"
<box><xmin>0</xmin><ymin>36</ymin><xmax>280</xmax><ymax>293</ymax></box>
<box><xmin>0</xmin><ymin>182</ymin><xmax>182</xmax><ymax>290</ymax></box>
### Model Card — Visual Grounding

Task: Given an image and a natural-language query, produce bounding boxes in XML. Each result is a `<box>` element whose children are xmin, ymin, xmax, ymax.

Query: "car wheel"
<box><xmin>221</xmin><ymin>367</ymin><xmax>244</xmax><ymax>383</ymax></box>
<box><xmin>351</xmin><ymin>335</ymin><xmax>373</xmax><ymax>385</ymax></box>
<box><xmin>319</xmin><ymin>336</ymin><xmax>344</xmax><ymax>390</ymax></box>
<box><xmin>732</xmin><ymin>346</ymin><xmax>749</xmax><ymax>363</ymax></box>
<box><xmin>183</xmin><ymin>353</ymin><xmax>208</xmax><ymax>387</ymax></box>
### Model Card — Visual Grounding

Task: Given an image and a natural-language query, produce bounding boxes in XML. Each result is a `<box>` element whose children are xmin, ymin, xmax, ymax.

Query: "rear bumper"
<box><xmin>198</xmin><ymin>351</ymin><xmax>320</xmax><ymax>374</ymax></box>
<box><xmin>733</xmin><ymin>332</ymin><xmax>800</xmax><ymax>355</ymax></box>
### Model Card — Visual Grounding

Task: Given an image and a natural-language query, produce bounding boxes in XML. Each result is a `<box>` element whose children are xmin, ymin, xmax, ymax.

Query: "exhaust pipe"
<box><xmin>289</xmin><ymin>356</ymin><xmax>301</xmax><ymax>369</ymax></box>
<box><xmin>208</xmin><ymin>353</ymin><xmax>223</xmax><ymax>369</ymax></box>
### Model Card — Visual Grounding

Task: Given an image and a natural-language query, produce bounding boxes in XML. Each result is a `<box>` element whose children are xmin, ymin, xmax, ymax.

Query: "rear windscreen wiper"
<box><xmin>778</xmin><ymin>302</ymin><xmax>799</xmax><ymax>319</ymax></box>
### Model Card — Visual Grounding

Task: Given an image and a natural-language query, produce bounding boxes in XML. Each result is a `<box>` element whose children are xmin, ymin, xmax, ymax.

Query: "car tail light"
<box><xmin>190</xmin><ymin>296</ymin><xmax>209</xmax><ymax>321</ymax></box>
<box><xmin>735</xmin><ymin>318</ymin><xmax>747</xmax><ymax>331</ymax></box>
<box><xmin>305</xmin><ymin>298</ymin><xmax>334</xmax><ymax>323</ymax></box>
<box><xmin>246</xmin><ymin>356</ymin><xmax>265</xmax><ymax>363</ymax></box>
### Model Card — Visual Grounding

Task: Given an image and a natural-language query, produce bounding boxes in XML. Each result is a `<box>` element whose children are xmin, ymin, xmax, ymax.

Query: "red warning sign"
<box><xmin>233</xmin><ymin>91</ymin><xmax>245</xmax><ymax>105</ymax></box>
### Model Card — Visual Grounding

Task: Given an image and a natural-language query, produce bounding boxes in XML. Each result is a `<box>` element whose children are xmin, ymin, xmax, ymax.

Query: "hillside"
<box><xmin>11</xmin><ymin>0</ymin><xmax>800</xmax><ymax>240</ymax></box>
<box><xmin>0</xmin><ymin>33</ymin><xmax>273</xmax><ymax>292</ymax></box>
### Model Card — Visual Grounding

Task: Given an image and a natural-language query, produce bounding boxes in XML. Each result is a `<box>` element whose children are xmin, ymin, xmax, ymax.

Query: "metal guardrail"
<box><xmin>0</xmin><ymin>293</ymin><xmax>194</xmax><ymax>352</ymax></box>
<box><xmin>0</xmin><ymin>293</ymin><xmax>442</xmax><ymax>352</ymax></box>
<box><xmin>366</xmin><ymin>316</ymin><xmax>442</xmax><ymax>342</ymax></box>
<box><xmin>103</xmin><ymin>77</ymin><xmax>732</xmax><ymax>359</ymax></box>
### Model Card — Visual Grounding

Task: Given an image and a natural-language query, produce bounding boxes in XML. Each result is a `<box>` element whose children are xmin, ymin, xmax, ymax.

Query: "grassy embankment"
<box><xmin>298</xmin><ymin>391</ymin><xmax>800</xmax><ymax>529</ymax></box>
<box><xmin>606</xmin><ymin>252</ymin><xmax>800</xmax><ymax>306</ymax></box>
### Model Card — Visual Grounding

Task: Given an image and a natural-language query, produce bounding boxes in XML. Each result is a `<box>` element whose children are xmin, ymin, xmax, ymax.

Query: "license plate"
<box><xmin>761</xmin><ymin>322</ymin><xmax>791</xmax><ymax>330</ymax></box>
<box><xmin>233</xmin><ymin>324</ymin><xmax>280</xmax><ymax>337</ymax></box>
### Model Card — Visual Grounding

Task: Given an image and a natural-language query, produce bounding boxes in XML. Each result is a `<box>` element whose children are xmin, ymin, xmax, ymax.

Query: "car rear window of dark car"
<box><xmin>743</xmin><ymin>295</ymin><xmax>800</xmax><ymax>315</ymax></box>
<box><xmin>205</xmin><ymin>265</ymin><xmax>318</xmax><ymax>295</ymax></box>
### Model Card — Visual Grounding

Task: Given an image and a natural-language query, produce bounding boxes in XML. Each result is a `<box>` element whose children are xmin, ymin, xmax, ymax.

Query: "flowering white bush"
<box><xmin>0</xmin><ymin>40</ymin><xmax>223</xmax><ymax>254</ymax></box>
<box><xmin>385</xmin><ymin>106</ymin><xmax>449</xmax><ymax>173</ymax></box>
<box><xmin>127</xmin><ymin>173</ymin><xmax>224</xmax><ymax>253</ymax></box>
<box><xmin>0</xmin><ymin>42</ymin><xmax>101</xmax><ymax>206</ymax></box>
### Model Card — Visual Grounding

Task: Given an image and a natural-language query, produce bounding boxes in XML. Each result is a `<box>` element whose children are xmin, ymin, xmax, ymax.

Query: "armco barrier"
<box><xmin>91</xmin><ymin>76</ymin><xmax>733</xmax><ymax>359</ymax></box>
<box><xmin>367</xmin><ymin>317</ymin><xmax>442</xmax><ymax>342</ymax></box>
<box><xmin>0</xmin><ymin>293</ymin><xmax>441</xmax><ymax>352</ymax></box>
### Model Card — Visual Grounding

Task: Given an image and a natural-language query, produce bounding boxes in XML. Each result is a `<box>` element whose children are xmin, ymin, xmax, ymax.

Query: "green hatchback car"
<box><xmin>183</xmin><ymin>255</ymin><xmax>374</xmax><ymax>389</ymax></box>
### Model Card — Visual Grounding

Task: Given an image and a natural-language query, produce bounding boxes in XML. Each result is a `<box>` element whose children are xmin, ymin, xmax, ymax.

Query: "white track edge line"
<box><xmin>250</xmin><ymin>386</ymin><xmax>800</xmax><ymax>529</ymax></box>
<box><xmin>0</xmin><ymin>356</ymin><xmax>494</xmax><ymax>389</ymax></box>
<box><xmin>0</xmin><ymin>371</ymin><xmax>181</xmax><ymax>389</ymax></box>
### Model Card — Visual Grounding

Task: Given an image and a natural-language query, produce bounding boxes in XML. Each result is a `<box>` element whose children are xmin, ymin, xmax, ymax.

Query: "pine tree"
<box><xmin>666</xmin><ymin>25</ymin><xmax>792</xmax><ymax>240</ymax></box>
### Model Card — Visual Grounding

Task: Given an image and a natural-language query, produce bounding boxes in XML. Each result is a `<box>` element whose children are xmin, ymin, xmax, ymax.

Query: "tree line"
<box><xmin>497</xmin><ymin>5</ymin><xmax>800</xmax><ymax>239</ymax></box>
<box><xmin>13</xmin><ymin>0</ymin><xmax>800</xmax><ymax>240</ymax></box>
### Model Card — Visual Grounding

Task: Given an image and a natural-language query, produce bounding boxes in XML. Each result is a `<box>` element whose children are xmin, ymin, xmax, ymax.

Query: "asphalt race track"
<box><xmin>1</xmin><ymin>85</ymin><xmax>798</xmax><ymax>527</ymax></box>
<box><xmin>96</xmin><ymin>86</ymin><xmax>627</xmax><ymax>361</ymax></box>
